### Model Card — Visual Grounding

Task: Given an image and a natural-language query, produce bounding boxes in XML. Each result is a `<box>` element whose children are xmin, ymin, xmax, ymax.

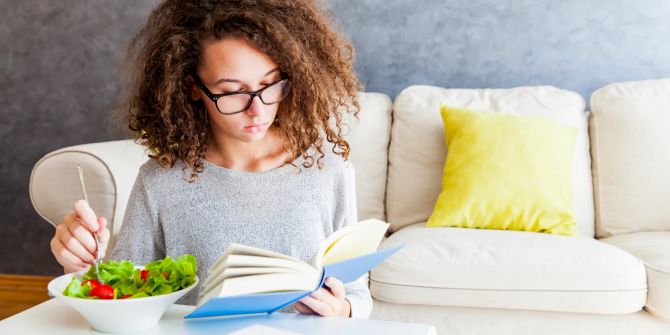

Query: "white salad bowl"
<box><xmin>47</xmin><ymin>267</ymin><xmax>198</xmax><ymax>333</ymax></box>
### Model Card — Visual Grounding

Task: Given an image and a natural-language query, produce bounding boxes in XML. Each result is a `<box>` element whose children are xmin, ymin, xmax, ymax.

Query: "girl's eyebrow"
<box><xmin>214</xmin><ymin>68</ymin><xmax>279</xmax><ymax>85</ymax></box>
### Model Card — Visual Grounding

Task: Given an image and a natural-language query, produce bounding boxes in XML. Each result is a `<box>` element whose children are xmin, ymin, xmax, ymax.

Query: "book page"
<box><xmin>208</xmin><ymin>244</ymin><xmax>302</xmax><ymax>276</ymax></box>
<box><xmin>200</xmin><ymin>267</ymin><xmax>305</xmax><ymax>298</ymax></box>
<box><xmin>204</xmin><ymin>254</ymin><xmax>316</xmax><ymax>288</ymax></box>
<box><xmin>197</xmin><ymin>271</ymin><xmax>321</xmax><ymax>307</ymax></box>
<box><xmin>314</xmin><ymin>218</ymin><xmax>389</xmax><ymax>268</ymax></box>
<box><xmin>205</xmin><ymin>243</ymin><xmax>313</xmax><ymax>287</ymax></box>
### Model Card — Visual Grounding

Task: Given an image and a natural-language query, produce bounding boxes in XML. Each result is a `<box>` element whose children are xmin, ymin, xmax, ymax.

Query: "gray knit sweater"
<box><xmin>109</xmin><ymin>149</ymin><xmax>372</xmax><ymax>318</ymax></box>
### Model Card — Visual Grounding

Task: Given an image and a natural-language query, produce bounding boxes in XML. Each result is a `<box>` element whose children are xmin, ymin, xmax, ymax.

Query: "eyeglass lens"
<box><xmin>217</xmin><ymin>80</ymin><xmax>290</xmax><ymax>114</ymax></box>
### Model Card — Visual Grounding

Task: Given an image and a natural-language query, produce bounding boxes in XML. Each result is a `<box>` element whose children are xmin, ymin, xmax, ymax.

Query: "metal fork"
<box><xmin>77</xmin><ymin>164</ymin><xmax>103</xmax><ymax>283</ymax></box>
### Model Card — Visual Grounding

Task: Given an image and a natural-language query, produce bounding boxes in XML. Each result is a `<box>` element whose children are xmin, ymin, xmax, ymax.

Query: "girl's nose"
<box><xmin>245</xmin><ymin>95</ymin><xmax>264</xmax><ymax>116</ymax></box>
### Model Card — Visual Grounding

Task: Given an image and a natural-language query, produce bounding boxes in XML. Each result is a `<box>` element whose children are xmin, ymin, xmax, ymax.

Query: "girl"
<box><xmin>50</xmin><ymin>0</ymin><xmax>371</xmax><ymax>318</ymax></box>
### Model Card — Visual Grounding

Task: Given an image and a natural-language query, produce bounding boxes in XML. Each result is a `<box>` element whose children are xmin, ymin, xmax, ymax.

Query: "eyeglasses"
<box><xmin>192</xmin><ymin>74</ymin><xmax>291</xmax><ymax>115</ymax></box>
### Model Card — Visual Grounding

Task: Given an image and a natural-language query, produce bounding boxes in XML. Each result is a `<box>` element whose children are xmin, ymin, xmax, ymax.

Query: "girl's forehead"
<box><xmin>199</xmin><ymin>37</ymin><xmax>278</xmax><ymax>81</ymax></box>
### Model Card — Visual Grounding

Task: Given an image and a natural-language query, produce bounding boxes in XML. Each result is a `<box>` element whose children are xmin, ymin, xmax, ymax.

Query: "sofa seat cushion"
<box><xmin>602</xmin><ymin>232</ymin><xmax>670</xmax><ymax>320</ymax></box>
<box><xmin>370</xmin><ymin>224</ymin><xmax>647</xmax><ymax>314</ymax></box>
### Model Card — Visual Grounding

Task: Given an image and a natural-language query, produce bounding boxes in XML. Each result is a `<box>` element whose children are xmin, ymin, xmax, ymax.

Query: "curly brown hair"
<box><xmin>118</xmin><ymin>0</ymin><xmax>360</xmax><ymax>181</ymax></box>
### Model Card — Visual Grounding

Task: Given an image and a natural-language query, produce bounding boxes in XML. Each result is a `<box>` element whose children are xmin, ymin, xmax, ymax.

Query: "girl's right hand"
<box><xmin>50</xmin><ymin>199</ymin><xmax>110</xmax><ymax>273</ymax></box>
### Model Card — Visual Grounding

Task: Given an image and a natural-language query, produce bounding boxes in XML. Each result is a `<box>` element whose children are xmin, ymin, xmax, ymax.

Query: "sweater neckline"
<box><xmin>202</xmin><ymin>157</ymin><xmax>302</xmax><ymax>177</ymax></box>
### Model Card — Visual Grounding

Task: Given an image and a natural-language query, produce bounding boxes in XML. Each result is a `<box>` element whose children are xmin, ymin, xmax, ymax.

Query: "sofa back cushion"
<box><xmin>386</xmin><ymin>85</ymin><xmax>595</xmax><ymax>236</ymax></box>
<box><xmin>590</xmin><ymin>78</ymin><xmax>670</xmax><ymax>237</ymax></box>
<box><xmin>346</xmin><ymin>92</ymin><xmax>393</xmax><ymax>221</ymax></box>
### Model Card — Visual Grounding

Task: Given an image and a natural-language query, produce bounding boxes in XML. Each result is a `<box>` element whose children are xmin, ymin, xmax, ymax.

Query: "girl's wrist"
<box><xmin>341</xmin><ymin>298</ymin><xmax>352</xmax><ymax>318</ymax></box>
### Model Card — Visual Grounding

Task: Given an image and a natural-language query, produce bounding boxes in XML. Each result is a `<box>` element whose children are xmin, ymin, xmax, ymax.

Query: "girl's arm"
<box><xmin>108</xmin><ymin>171</ymin><xmax>165</xmax><ymax>264</ymax></box>
<box><xmin>341</xmin><ymin>161</ymin><xmax>374</xmax><ymax>318</ymax></box>
<box><xmin>344</xmin><ymin>273</ymin><xmax>373</xmax><ymax>318</ymax></box>
<box><xmin>294</xmin><ymin>158</ymin><xmax>374</xmax><ymax>318</ymax></box>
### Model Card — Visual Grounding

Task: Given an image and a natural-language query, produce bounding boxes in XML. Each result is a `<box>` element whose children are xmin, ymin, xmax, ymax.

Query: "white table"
<box><xmin>0</xmin><ymin>298</ymin><xmax>436</xmax><ymax>334</ymax></box>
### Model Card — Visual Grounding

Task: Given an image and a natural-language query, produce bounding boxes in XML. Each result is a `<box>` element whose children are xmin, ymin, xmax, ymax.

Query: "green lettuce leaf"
<box><xmin>62</xmin><ymin>254</ymin><xmax>197</xmax><ymax>299</ymax></box>
<box><xmin>62</xmin><ymin>277</ymin><xmax>94</xmax><ymax>299</ymax></box>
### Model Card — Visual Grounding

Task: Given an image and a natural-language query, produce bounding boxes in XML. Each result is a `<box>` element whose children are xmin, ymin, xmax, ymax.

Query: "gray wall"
<box><xmin>2</xmin><ymin>0</ymin><xmax>669</xmax><ymax>276</ymax></box>
<box><xmin>0</xmin><ymin>0</ymin><xmax>158</xmax><ymax>275</ymax></box>
<box><xmin>331</xmin><ymin>0</ymin><xmax>670</xmax><ymax>98</ymax></box>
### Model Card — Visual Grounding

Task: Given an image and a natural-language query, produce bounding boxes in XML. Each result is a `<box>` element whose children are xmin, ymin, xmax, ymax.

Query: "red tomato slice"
<box><xmin>140</xmin><ymin>270</ymin><xmax>170</xmax><ymax>281</ymax></box>
<box><xmin>82</xmin><ymin>279</ymin><xmax>101</xmax><ymax>291</ymax></box>
<box><xmin>91</xmin><ymin>284</ymin><xmax>115</xmax><ymax>299</ymax></box>
<box><xmin>120</xmin><ymin>294</ymin><xmax>132</xmax><ymax>299</ymax></box>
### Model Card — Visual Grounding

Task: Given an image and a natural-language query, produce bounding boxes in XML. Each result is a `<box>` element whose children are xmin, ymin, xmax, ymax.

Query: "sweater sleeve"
<box><xmin>108</xmin><ymin>171</ymin><xmax>165</xmax><ymax>264</ymax></box>
<box><xmin>339</xmin><ymin>161</ymin><xmax>374</xmax><ymax>319</ymax></box>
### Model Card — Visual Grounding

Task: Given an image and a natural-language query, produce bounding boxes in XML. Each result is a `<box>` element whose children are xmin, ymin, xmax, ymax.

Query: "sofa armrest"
<box><xmin>29</xmin><ymin>140</ymin><xmax>149</xmax><ymax>253</ymax></box>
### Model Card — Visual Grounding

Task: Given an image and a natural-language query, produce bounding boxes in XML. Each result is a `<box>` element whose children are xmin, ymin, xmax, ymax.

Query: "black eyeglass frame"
<box><xmin>192</xmin><ymin>74</ymin><xmax>291</xmax><ymax>115</ymax></box>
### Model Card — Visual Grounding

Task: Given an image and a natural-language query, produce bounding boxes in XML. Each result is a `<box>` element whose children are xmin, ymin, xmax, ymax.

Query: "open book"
<box><xmin>185</xmin><ymin>219</ymin><xmax>402</xmax><ymax>319</ymax></box>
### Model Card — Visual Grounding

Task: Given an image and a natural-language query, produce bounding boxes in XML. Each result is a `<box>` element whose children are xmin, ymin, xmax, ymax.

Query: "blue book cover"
<box><xmin>185</xmin><ymin>245</ymin><xmax>403</xmax><ymax>319</ymax></box>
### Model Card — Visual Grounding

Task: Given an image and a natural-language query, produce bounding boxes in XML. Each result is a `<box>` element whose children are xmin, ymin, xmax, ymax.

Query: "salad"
<box><xmin>62</xmin><ymin>254</ymin><xmax>197</xmax><ymax>300</ymax></box>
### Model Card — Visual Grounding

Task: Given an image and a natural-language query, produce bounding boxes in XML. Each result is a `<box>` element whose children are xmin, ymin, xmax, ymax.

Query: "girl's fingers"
<box><xmin>300</xmin><ymin>295</ymin><xmax>334</xmax><ymax>316</ymax></box>
<box><xmin>309</xmin><ymin>287</ymin><xmax>336</xmax><ymax>306</ymax></box>
<box><xmin>310</xmin><ymin>281</ymin><xmax>345</xmax><ymax>307</ymax></box>
<box><xmin>325</xmin><ymin>277</ymin><xmax>346</xmax><ymax>299</ymax></box>
<box><xmin>52</xmin><ymin>211</ymin><xmax>105</xmax><ymax>272</ymax></box>
<box><xmin>96</xmin><ymin>217</ymin><xmax>110</xmax><ymax>258</ymax></box>
<box><xmin>65</xmin><ymin>218</ymin><xmax>97</xmax><ymax>255</ymax></box>
<box><xmin>60</xmin><ymin>228</ymin><xmax>96</xmax><ymax>264</ymax></box>
<box><xmin>74</xmin><ymin>199</ymin><xmax>99</xmax><ymax>232</ymax></box>
<box><xmin>97</xmin><ymin>217</ymin><xmax>107</xmax><ymax>237</ymax></box>
<box><xmin>299</xmin><ymin>279</ymin><xmax>348</xmax><ymax>317</ymax></box>
<box><xmin>51</xmin><ymin>237</ymin><xmax>89</xmax><ymax>271</ymax></box>
<box><xmin>292</xmin><ymin>301</ymin><xmax>316</xmax><ymax>315</ymax></box>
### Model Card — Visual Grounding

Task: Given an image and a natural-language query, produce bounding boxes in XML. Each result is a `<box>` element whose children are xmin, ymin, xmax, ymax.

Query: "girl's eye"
<box><xmin>221</xmin><ymin>87</ymin><xmax>243</xmax><ymax>94</ymax></box>
<box><xmin>221</xmin><ymin>81</ymin><xmax>277</xmax><ymax>93</ymax></box>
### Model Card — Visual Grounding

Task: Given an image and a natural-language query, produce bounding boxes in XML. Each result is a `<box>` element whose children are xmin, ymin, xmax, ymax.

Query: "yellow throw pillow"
<box><xmin>426</xmin><ymin>105</ymin><xmax>579</xmax><ymax>236</ymax></box>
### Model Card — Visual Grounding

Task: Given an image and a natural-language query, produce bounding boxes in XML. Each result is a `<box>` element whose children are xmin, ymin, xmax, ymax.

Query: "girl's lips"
<box><xmin>243</xmin><ymin>122</ymin><xmax>268</xmax><ymax>133</ymax></box>
<box><xmin>245</xmin><ymin>122</ymin><xmax>267</xmax><ymax>128</ymax></box>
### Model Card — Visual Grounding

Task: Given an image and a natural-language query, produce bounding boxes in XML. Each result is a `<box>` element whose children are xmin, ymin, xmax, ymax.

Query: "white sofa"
<box><xmin>30</xmin><ymin>79</ymin><xmax>670</xmax><ymax>334</ymax></box>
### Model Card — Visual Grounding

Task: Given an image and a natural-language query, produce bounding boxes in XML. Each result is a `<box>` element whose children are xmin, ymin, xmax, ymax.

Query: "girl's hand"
<box><xmin>292</xmin><ymin>277</ymin><xmax>351</xmax><ymax>317</ymax></box>
<box><xmin>50</xmin><ymin>200</ymin><xmax>110</xmax><ymax>273</ymax></box>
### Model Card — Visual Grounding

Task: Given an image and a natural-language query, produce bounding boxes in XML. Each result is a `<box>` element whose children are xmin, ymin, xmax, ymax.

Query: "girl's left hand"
<box><xmin>292</xmin><ymin>277</ymin><xmax>351</xmax><ymax>317</ymax></box>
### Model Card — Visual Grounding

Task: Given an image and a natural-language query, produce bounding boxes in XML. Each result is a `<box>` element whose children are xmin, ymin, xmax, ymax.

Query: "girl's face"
<box><xmin>192</xmin><ymin>37</ymin><xmax>282</xmax><ymax>144</ymax></box>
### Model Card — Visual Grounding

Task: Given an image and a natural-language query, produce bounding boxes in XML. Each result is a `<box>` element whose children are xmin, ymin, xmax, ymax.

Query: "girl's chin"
<box><xmin>238</xmin><ymin>129</ymin><xmax>269</xmax><ymax>142</ymax></box>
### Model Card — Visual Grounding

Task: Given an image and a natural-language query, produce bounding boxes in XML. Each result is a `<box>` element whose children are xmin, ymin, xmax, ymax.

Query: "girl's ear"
<box><xmin>185</xmin><ymin>76</ymin><xmax>201</xmax><ymax>101</ymax></box>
